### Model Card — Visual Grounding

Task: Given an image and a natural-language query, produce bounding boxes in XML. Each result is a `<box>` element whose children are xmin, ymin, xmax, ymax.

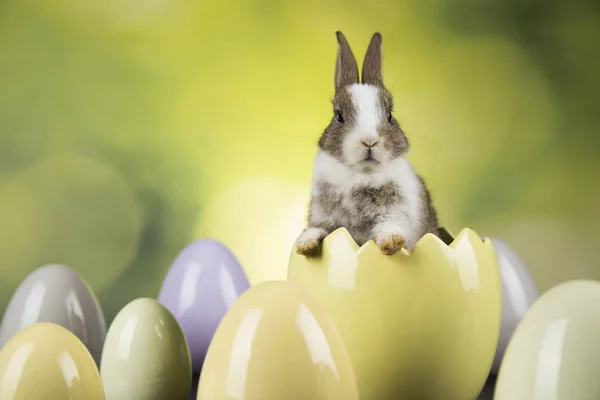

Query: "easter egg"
<box><xmin>197</xmin><ymin>281</ymin><xmax>359</xmax><ymax>400</ymax></box>
<box><xmin>158</xmin><ymin>238</ymin><xmax>250</xmax><ymax>373</ymax></box>
<box><xmin>487</xmin><ymin>237</ymin><xmax>538</xmax><ymax>374</ymax></box>
<box><xmin>100</xmin><ymin>298</ymin><xmax>191</xmax><ymax>400</ymax></box>
<box><xmin>0</xmin><ymin>264</ymin><xmax>106</xmax><ymax>365</ymax></box>
<box><xmin>495</xmin><ymin>280</ymin><xmax>600</xmax><ymax>400</ymax></box>
<box><xmin>288</xmin><ymin>227</ymin><xmax>502</xmax><ymax>400</ymax></box>
<box><xmin>0</xmin><ymin>322</ymin><xmax>104</xmax><ymax>399</ymax></box>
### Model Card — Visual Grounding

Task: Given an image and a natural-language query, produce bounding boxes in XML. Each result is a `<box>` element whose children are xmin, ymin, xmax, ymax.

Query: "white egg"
<box><xmin>495</xmin><ymin>280</ymin><xmax>600</xmax><ymax>399</ymax></box>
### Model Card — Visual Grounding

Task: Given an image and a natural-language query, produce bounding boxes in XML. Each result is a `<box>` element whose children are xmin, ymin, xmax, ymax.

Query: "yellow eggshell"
<box><xmin>0</xmin><ymin>322</ymin><xmax>104</xmax><ymax>400</ymax></box>
<box><xmin>288</xmin><ymin>227</ymin><xmax>502</xmax><ymax>399</ymax></box>
<box><xmin>495</xmin><ymin>280</ymin><xmax>600</xmax><ymax>400</ymax></box>
<box><xmin>197</xmin><ymin>281</ymin><xmax>359</xmax><ymax>400</ymax></box>
<box><xmin>100</xmin><ymin>298</ymin><xmax>191</xmax><ymax>400</ymax></box>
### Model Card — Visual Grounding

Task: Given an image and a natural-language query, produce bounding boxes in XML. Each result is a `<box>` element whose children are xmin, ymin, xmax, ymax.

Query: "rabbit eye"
<box><xmin>387</xmin><ymin>111</ymin><xmax>394</xmax><ymax>123</ymax></box>
<box><xmin>334</xmin><ymin>111</ymin><xmax>344</xmax><ymax>124</ymax></box>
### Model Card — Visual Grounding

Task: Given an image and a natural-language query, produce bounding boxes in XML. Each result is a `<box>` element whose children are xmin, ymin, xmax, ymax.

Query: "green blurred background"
<box><xmin>0</xmin><ymin>0</ymin><xmax>599</xmax><ymax>322</ymax></box>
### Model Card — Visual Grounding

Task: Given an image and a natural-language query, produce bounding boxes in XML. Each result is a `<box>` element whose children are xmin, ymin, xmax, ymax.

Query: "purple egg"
<box><xmin>157</xmin><ymin>238</ymin><xmax>250</xmax><ymax>373</ymax></box>
<box><xmin>487</xmin><ymin>236</ymin><xmax>538</xmax><ymax>375</ymax></box>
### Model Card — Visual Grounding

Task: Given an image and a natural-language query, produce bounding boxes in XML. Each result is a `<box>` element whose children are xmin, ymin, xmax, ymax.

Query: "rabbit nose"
<box><xmin>361</xmin><ymin>139</ymin><xmax>379</xmax><ymax>148</ymax></box>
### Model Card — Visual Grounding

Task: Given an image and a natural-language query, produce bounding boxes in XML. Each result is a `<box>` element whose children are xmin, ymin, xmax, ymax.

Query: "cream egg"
<box><xmin>495</xmin><ymin>280</ymin><xmax>600</xmax><ymax>399</ymax></box>
<box><xmin>288</xmin><ymin>227</ymin><xmax>501</xmax><ymax>399</ymax></box>
<box><xmin>0</xmin><ymin>264</ymin><xmax>106</xmax><ymax>365</ymax></box>
<box><xmin>0</xmin><ymin>322</ymin><xmax>104</xmax><ymax>399</ymax></box>
<box><xmin>100</xmin><ymin>298</ymin><xmax>191</xmax><ymax>400</ymax></box>
<box><xmin>197</xmin><ymin>281</ymin><xmax>359</xmax><ymax>400</ymax></box>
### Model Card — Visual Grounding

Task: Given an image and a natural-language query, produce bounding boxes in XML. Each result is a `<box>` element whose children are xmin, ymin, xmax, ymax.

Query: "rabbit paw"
<box><xmin>377</xmin><ymin>234</ymin><xmax>406</xmax><ymax>255</ymax></box>
<box><xmin>296</xmin><ymin>228</ymin><xmax>328</xmax><ymax>257</ymax></box>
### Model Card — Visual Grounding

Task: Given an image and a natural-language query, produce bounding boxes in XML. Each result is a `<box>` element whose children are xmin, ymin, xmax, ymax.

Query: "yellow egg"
<box><xmin>495</xmin><ymin>280</ymin><xmax>600</xmax><ymax>400</ymax></box>
<box><xmin>288</xmin><ymin>227</ymin><xmax>502</xmax><ymax>399</ymax></box>
<box><xmin>100</xmin><ymin>298</ymin><xmax>191</xmax><ymax>400</ymax></box>
<box><xmin>197</xmin><ymin>281</ymin><xmax>359</xmax><ymax>400</ymax></box>
<box><xmin>0</xmin><ymin>322</ymin><xmax>104</xmax><ymax>400</ymax></box>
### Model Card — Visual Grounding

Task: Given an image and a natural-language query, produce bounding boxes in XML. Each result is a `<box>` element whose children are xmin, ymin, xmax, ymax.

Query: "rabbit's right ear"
<box><xmin>334</xmin><ymin>31</ymin><xmax>359</xmax><ymax>94</ymax></box>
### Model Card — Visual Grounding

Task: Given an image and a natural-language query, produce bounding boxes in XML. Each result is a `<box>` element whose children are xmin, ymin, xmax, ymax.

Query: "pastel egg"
<box><xmin>495</xmin><ymin>280</ymin><xmax>600</xmax><ymax>399</ymax></box>
<box><xmin>487</xmin><ymin>237</ymin><xmax>538</xmax><ymax>374</ymax></box>
<box><xmin>158</xmin><ymin>238</ymin><xmax>250</xmax><ymax>373</ymax></box>
<box><xmin>197</xmin><ymin>281</ymin><xmax>359</xmax><ymax>400</ymax></box>
<box><xmin>0</xmin><ymin>264</ymin><xmax>106</xmax><ymax>365</ymax></box>
<box><xmin>100</xmin><ymin>298</ymin><xmax>191</xmax><ymax>400</ymax></box>
<box><xmin>0</xmin><ymin>322</ymin><xmax>104</xmax><ymax>399</ymax></box>
<box><xmin>288</xmin><ymin>227</ymin><xmax>501</xmax><ymax>399</ymax></box>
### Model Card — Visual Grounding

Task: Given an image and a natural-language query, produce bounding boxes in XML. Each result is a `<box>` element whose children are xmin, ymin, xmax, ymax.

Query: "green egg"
<box><xmin>100</xmin><ymin>298</ymin><xmax>192</xmax><ymax>400</ymax></box>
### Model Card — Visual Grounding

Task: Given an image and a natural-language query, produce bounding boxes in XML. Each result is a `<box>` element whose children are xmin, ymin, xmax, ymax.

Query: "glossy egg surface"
<box><xmin>288</xmin><ymin>227</ymin><xmax>502</xmax><ymax>400</ymax></box>
<box><xmin>488</xmin><ymin>236</ymin><xmax>538</xmax><ymax>374</ymax></box>
<box><xmin>197</xmin><ymin>281</ymin><xmax>359</xmax><ymax>400</ymax></box>
<box><xmin>100</xmin><ymin>297</ymin><xmax>191</xmax><ymax>400</ymax></box>
<box><xmin>0</xmin><ymin>264</ymin><xmax>106</xmax><ymax>365</ymax></box>
<box><xmin>495</xmin><ymin>280</ymin><xmax>600</xmax><ymax>400</ymax></box>
<box><xmin>158</xmin><ymin>238</ymin><xmax>250</xmax><ymax>373</ymax></box>
<box><xmin>0</xmin><ymin>322</ymin><xmax>104</xmax><ymax>400</ymax></box>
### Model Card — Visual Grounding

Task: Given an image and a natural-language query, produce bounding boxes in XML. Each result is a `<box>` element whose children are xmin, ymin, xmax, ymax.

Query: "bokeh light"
<box><xmin>0</xmin><ymin>155</ymin><xmax>141</xmax><ymax>302</ymax></box>
<box><xmin>197</xmin><ymin>177</ymin><xmax>309</xmax><ymax>284</ymax></box>
<box><xmin>0</xmin><ymin>0</ymin><xmax>599</xmax><ymax>321</ymax></box>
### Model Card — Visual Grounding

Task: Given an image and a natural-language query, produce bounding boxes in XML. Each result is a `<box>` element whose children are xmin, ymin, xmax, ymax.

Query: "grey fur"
<box><xmin>334</xmin><ymin>31</ymin><xmax>359</xmax><ymax>93</ymax></box>
<box><xmin>296</xmin><ymin>32</ymin><xmax>439</xmax><ymax>257</ymax></box>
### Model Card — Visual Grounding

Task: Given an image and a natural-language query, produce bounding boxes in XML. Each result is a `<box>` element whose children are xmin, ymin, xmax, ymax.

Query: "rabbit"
<box><xmin>295</xmin><ymin>31</ymin><xmax>440</xmax><ymax>257</ymax></box>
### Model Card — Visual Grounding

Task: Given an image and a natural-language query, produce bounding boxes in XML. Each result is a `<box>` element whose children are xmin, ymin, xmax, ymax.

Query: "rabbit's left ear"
<box><xmin>334</xmin><ymin>31</ymin><xmax>359</xmax><ymax>94</ymax></box>
<box><xmin>362</xmin><ymin>32</ymin><xmax>383</xmax><ymax>86</ymax></box>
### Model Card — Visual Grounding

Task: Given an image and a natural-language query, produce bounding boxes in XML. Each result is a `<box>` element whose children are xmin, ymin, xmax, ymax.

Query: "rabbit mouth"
<box><xmin>364</xmin><ymin>150</ymin><xmax>379</xmax><ymax>163</ymax></box>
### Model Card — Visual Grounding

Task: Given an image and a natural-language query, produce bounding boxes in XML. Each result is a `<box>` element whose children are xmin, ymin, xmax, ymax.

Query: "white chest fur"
<box><xmin>310</xmin><ymin>151</ymin><xmax>424</xmax><ymax>247</ymax></box>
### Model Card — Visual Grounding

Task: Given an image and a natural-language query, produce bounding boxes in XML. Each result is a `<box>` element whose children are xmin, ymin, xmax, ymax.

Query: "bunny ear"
<box><xmin>334</xmin><ymin>31</ymin><xmax>359</xmax><ymax>93</ymax></box>
<box><xmin>362</xmin><ymin>32</ymin><xmax>383</xmax><ymax>86</ymax></box>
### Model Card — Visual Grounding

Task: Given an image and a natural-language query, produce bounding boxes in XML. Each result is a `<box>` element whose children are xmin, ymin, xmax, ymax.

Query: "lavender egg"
<box><xmin>157</xmin><ymin>238</ymin><xmax>250</xmax><ymax>373</ymax></box>
<box><xmin>488</xmin><ymin>237</ymin><xmax>539</xmax><ymax>375</ymax></box>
